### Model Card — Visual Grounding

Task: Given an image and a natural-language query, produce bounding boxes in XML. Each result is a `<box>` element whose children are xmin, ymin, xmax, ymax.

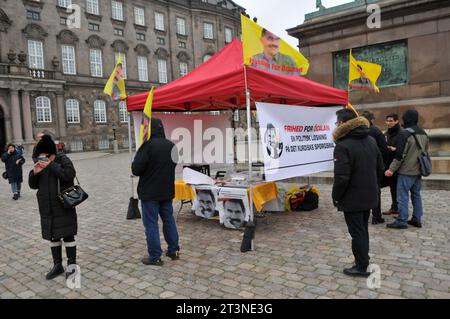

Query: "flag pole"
<box><xmin>347</xmin><ymin>49</ymin><xmax>359</xmax><ymax>116</ymax></box>
<box><xmin>243</xmin><ymin>64</ymin><xmax>255</xmax><ymax>252</ymax></box>
<box><xmin>126</xmin><ymin>110</ymin><xmax>141</xmax><ymax>219</ymax></box>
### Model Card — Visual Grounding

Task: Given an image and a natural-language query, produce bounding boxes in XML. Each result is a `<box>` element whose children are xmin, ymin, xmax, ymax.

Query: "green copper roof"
<box><xmin>305</xmin><ymin>0</ymin><xmax>380</xmax><ymax>21</ymax></box>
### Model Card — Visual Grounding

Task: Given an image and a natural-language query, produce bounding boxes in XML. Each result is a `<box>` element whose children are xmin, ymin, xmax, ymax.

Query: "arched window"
<box><xmin>66</xmin><ymin>99</ymin><xmax>80</xmax><ymax>123</ymax></box>
<box><xmin>94</xmin><ymin>100</ymin><xmax>107</xmax><ymax>123</ymax></box>
<box><xmin>203</xmin><ymin>54</ymin><xmax>212</xmax><ymax>63</ymax></box>
<box><xmin>36</xmin><ymin>96</ymin><xmax>52</xmax><ymax>123</ymax></box>
<box><xmin>119</xmin><ymin>101</ymin><xmax>128</xmax><ymax>123</ymax></box>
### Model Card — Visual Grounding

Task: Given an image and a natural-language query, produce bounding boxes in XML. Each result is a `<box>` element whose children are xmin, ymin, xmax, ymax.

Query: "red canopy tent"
<box><xmin>126</xmin><ymin>39</ymin><xmax>348</xmax><ymax>111</ymax></box>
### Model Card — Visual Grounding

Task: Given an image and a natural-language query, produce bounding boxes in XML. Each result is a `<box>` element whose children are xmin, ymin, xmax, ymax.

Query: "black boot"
<box><xmin>65</xmin><ymin>245</ymin><xmax>77</xmax><ymax>279</ymax></box>
<box><xmin>46</xmin><ymin>245</ymin><xmax>64</xmax><ymax>280</ymax></box>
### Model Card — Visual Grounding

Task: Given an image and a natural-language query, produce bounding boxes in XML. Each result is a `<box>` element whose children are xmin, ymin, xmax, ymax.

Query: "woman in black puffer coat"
<box><xmin>2</xmin><ymin>144</ymin><xmax>25</xmax><ymax>200</ymax></box>
<box><xmin>29</xmin><ymin>135</ymin><xmax>78</xmax><ymax>280</ymax></box>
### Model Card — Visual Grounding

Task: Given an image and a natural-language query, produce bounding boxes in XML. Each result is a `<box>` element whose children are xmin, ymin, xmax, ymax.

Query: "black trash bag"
<box><xmin>240</xmin><ymin>221</ymin><xmax>256</xmax><ymax>253</ymax></box>
<box><xmin>298</xmin><ymin>191</ymin><xmax>319</xmax><ymax>211</ymax></box>
<box><xmin>127</xmin><ymin>197</ymin><xmax>141</xmax><ymax>220</ymax></box>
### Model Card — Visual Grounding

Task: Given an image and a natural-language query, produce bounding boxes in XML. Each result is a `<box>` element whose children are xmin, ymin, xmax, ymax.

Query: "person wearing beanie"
<box><xmin>361</xmin><ymin>111</ymin><xmax>388</xmax><ymax>225</ymax></box>
<box><xmin>332</xmin><ymin>109</ymin><xmax>384</xmax><ymax>277</ymax></box>
<box><xmin>2</xmin><ymin>143</ymin><xmax>26</xmax><ymax>200</ymax></box>
<box><xmin>28</xmin><ymin>134</ymin><xmax>79</xmax><ymax>280</ymax></box>
<box><xmin>385</xmin><ymin>109</ymin><xmax>429</xmax><ymax>229</ymax></box>
<box><xmin>132</xmin><ymin>118</ymin><xmax>180</xmax><ymax>266</ymax></box>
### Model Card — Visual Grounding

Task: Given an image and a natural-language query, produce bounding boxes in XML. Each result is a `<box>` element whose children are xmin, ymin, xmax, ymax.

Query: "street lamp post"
<box><xmin>112</xmin><ymin>123</ymin><xmax>119</xmax><ymax>154</ymax></box>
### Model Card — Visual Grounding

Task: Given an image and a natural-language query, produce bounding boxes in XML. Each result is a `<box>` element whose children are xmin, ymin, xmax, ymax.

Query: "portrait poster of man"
<box><xmin>193</xmin><ymin>186</ymin><xmax>219</xmax><ymax>219</ymax></box>
<box><xmin>348</xmin><ymin>50</ymin><xmax>382</xmax><ymax>93</ymax></box>
<box><xmin>241</xmin><ymin>14</ymin><xmax>309</xmax><ymax>76</ymax></box>
<box><xmin>103</xmin><ymin>52</ymin><xmax>127</xmax><ymax>101</ymax></box>
<box><xmin>218</xmin><ymin>188</ymin><xmax>250</xmax><ymax>230</ymax></box>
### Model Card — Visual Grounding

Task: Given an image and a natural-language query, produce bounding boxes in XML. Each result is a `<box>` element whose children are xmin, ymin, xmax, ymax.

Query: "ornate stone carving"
<box><xmin>111</xmin><ymin>40</ymin><xmax>129</xmax><ymax>52</ymax></box>
<box><xmin>85</xmin><ymin>35</ymin><xmax>106</xmax><ymax>49</ymax></box>
<box><xmin>155</xmin><ymin>47</ymin><xmax>169</xmax><ymax>59</ymax></box>
<box><xmin>7</xmin><ymin>50</ymin><xmax>17</xmax><ymax>64</ymax></box>
<box><xmin>57</xmin><ymin>30</ymin><xmax>79</xmax><ymax>44</ymax></box>
<box><xmin>18</xmin><ymin>52</ymin><xmax>27</xmax><ymax>64</ymax></box>
<box><xmin>52</xmin><ymin>56</ymin><xmax>60</xmax><ymax>69</ymax></box>
<box><xmin>176</xmin><ymin>51</ymin><xmax>191</xmax><ymax>63</ymax></box>
<box><xmin>134</xmin><ymin>44</ymin><xmax>150</xmax><ymax>56</ymax></box>
<box><xmin>0</xmin><ymin>9</ymin><xmax>12</xmax><ymax>32</ymax></box>
<box><xmin>22</xmin><ymin>23</ymin><xmax>48</xmax><ymax>40</ymax></box>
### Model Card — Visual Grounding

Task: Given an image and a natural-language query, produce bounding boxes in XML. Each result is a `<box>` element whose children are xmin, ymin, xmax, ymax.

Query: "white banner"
<box><xmin>256</xmin><ymin>102</ymin><xmax>341</xmax><ymax>181</ymax></box>
<box><xmin>132</xmin><ymin>112</ymin><xmax>234</xmax><ymax>164</ymax></box>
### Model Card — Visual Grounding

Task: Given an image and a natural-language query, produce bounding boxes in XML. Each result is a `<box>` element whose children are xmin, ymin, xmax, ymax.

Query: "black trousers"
<box><xmin>344</xmin><ymin>211</ymin><xmax>370</xmax><ymax>270</ymax></box>
<box><xmin>389</xmin><ymin>174</ymin><xmax>399</xmax><ymax>211</ymax></box>
<box><xmin>371</xmin><ymin>187</ymin><xmax>382</xmax><ymax>219</ymax></box>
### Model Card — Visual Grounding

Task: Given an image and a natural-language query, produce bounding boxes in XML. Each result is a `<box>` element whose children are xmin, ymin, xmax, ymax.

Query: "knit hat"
<box><xmin>361</xmin><ymin>110</ymin><xmax>375</xmax><ymax>122</ymax></box>
<box><xmin>35</xmin><ymin>134</ymin><xmax>57</xmax><ymax>155</ymax></box>
<box><xmin>402</xmin><ymin>109</ymin><xmax>419</xmax><ymax>128</ymax></box>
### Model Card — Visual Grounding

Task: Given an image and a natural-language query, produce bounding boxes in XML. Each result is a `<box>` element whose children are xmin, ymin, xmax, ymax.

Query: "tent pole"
<box><xmin>244</xmin><ymin>65</ymin><xmax>255</xmax><ymax>251</ymax></box>
<box><xmin>127</xmin><ymin>112</ymin><xmax>134</xmax><ymax>198</ymax></box>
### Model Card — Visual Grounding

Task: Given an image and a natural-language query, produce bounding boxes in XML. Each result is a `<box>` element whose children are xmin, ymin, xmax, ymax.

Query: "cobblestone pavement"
<box><xmin>0</xmin><ymin>153</ymin><xmax>449</xmax><ymax>299</ymax></box>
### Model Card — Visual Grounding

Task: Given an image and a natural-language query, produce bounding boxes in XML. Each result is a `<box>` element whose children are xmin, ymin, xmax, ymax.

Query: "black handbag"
<box><xmin>58</xmin><ymin>177</ymin><xmax>89</xmax><ymax>209</ymax></box>
<box><xmin>2</xmin><ymin>171</ymin><xmax>7</xmax><ymax>180</ymax></box>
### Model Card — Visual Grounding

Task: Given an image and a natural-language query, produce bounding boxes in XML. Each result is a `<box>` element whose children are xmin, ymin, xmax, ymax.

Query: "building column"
<box><xmin>10</xmin><ymin>89</ymin><xmax>23</xmax><ymax>144</ymax></box>
<box><xmin>55</xmin><ymin>92</ymin><xmax>66</xmax><ymax>139</ymax></box>
<box><xmin>21</xmin><ymin>90</ymin><xmax>34</xmax><ymax>143</ymax></box>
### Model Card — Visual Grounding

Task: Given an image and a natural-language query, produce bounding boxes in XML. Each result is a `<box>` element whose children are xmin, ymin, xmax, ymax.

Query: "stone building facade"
<box><xmin>288</xmin><ymin>0</ymin><xmax>450</xmax><ymax>156</ymax></box>
<box><xmin>0</xmin><ymin>0</ymin><xmax>245</xmax><ymax>153</ymax></box>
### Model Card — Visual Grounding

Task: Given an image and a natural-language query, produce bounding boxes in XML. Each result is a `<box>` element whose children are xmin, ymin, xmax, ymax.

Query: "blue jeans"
<box><xmin>11</xmin><ymin>182</ymin><xmax>21</xmax><ymax>194</ymax></box>
<box><xmin>397</xmin><ymin>175</ymin><xmax>423</xmax><ymax>225</ymax></box>
<box><xmin>141</xmin><ymin>200</ymin><xmax>179</xmax><ymax>261</ymax></box>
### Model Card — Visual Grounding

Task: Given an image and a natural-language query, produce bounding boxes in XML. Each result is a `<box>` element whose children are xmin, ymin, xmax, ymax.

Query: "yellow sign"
<box><xmin>103</xmin><ymin>52</ymin><xmax>127</xmax><ymax>100</ymax></box>
<box><xmin>139</xmin><ymin>86</ymin><xmax>154</xmax><ymax>146</ymax></box>
<box><xmin>241</xmin><ymin>14</ymin><xmax>309</xmax><ymax>76</ymax></box>
<box><xmin>348</xmin><ymin>49</ymin><xmax>382</xmax><ymax>93</ymax></box>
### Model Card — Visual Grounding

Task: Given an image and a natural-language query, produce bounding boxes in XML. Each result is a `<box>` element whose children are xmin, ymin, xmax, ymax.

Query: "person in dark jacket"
<box><xmin>383</xmin><ymin>113</ymin><xmax>402</xmax><ymax>215</ymax></box>
<box><xmin>332</xmin><ymin>109</ymin><xmax>384</xmax><ymax>277</ymax></box>
<box><xmin>29</xmin><ymin>135</ymin><xmax>78</xmax><ymax>280</ymax></box>
<box><xmin>361</xmin><ymin>111</ymin><xmax>387</xmax><ymax>225</ymax></box>
<box><xmin>32</xmin><ymin>132</ymin><xmax>45</xmax><ymax>163</ymax></box>
<box><xmin>385</xmin><ymin>110</ymin><xmax>429</xmax><ymax>229</ymax></box>
<box><xmin>132</xmin><ymin>118</ymin><xmax>179</xmax><ymax>266</ymax></box>
<box><xmin>2</xmin><ymin>144</ymin><xmax>26</xmax><ymax>200</ymax></box>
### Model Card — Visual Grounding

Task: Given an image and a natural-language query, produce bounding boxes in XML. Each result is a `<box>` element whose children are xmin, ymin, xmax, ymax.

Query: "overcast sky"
<box><xmin>234</xmin><ymin>0</ymin><xmax>353</xmax><ymax>47</ymax></box>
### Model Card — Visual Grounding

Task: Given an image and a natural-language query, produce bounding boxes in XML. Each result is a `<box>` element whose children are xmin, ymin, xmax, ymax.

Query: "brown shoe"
<box><xmin>383</xmin><ymin>209</ymin><xmax>399</xmax><ymax>215</ymax></box>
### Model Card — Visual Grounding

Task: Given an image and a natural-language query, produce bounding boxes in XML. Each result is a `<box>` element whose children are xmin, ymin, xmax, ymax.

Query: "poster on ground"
<box><xmin>218</xmin><ymin>187</ymin><xmax>250</xmax><ymax>230</ymax></box>
<box><xmin>256</xmin><ymin>102</ymin><xmax>341</xmax><ymax>181</ymax></box>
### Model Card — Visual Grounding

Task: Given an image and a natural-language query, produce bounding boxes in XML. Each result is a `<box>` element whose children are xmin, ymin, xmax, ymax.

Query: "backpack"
<box><xmin>406</xmin><ymin>128</ymin><xmax>432</xmax><ymax>177</ymax></box>
<box><xmin>285</xmin><ymin>185</ymin><xmax>320</xmax><ymax>212</ymax></box>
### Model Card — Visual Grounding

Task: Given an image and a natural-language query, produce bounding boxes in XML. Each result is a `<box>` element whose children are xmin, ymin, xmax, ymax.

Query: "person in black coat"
<box><xmin>28</xmin><ymin>135</ymin><xmax>78</xmax><ymax>280</ymax></box>
<box><xmin>383</xmin><ymin>113</ymin><xmax>402</xmax><ymax>215</ymax></box>
<box><xmin>2</xmin><ymin>144</ymin><xmax>25</xmax><ymax>200</ymax></box>
<box><xmin>132</xmin><ymin>118</ymin><xmax>179</xmax><ymax>266</ymax></box>
<box><xmin>361</xmin><ymin>111</ymin><xmax>388</xmax><ymax>225</ymax></box>
<box><xmin>332</xmin><ymin>109</ymin><xmax>384</xmax><ymax>277</ymax></box>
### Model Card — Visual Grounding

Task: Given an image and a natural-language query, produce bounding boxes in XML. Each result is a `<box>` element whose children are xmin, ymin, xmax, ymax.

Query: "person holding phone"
<box><xmin>29</xmin><ymin>135</ymin><xmax>79</xmax><ymax>280</ymax></box>
<box><xmin>1</xmin><ymin>143</ymin><xmax>25</xmax><ymax>200</ymax></box>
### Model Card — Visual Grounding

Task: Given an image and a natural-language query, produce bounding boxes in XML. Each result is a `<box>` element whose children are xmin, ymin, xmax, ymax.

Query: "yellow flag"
<box><xmin>348</xmin><ymin>49</ymin><xmax>382</xmax><ymax>93</ymax></box>
<box><xmin>103</xmin><ymin>52</ymin><xmax>127</xmax><ymax>100</ymax></box>
<box><xmin>139</xmin><ymin>86</ymin><xmax>154</xmax><ymax>147</ymax></box>
<box><xmin>241</xmin><ymin>14</ymin><xmax>309</xmax><ymax>76</ymax></box>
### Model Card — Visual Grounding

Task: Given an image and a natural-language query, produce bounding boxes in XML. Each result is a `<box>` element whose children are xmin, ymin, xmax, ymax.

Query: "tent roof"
<box><xmin>126</xmin><ymin>40</ymin><xmax>348</xmax><ymax>112</ymax></box>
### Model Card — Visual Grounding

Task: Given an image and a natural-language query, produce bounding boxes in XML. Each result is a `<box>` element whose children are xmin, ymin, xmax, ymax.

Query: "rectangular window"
<box><xmin>180</xmin><ymin>62</ymin><xmax>188</xmax><ymax>77</ymax></box>
<box><xmin>176</xmin><ymin>17</ymin><xmax>186</xmax><ymax>35</ymax></box>
<box><xmin>61</xmin><ymin>45</ymin><xmax>76</xmax><ymax>75</ymax></box>
<box><xmin>58</xmin><ymin>0</ymin><xmax>72</xmax><ymax>8</ymax></box>
<box><xmin>155</xmin><ymin>12</ymin><xmax>165</xmax><ymax>31</ymax></box>
<box><xmin>27</xmin><ymin>10</ymin><xmax>40</xmax><ymax>20</ymax></box>
<box><xmin>178</xmin><ymin>41</ymin><xmax>186</xmax><ymax>49</ymax></box>
<box><xmin>60</xmin><ymin>17</ymin><xmax>67</xmax><ymax>25</ymax></box>
<box><xmin>114</xmin><ymin>52</ymin><xmax>127</xmax><ymax>79</ymax></box>
<box><xmin>136</xmin><ymin>33</ymin><xmax>146</xmax><ymax>41</ymax></box>
<box><xmin>94</xmin><ymin>101</ymin><xmax>107</xmax><ymax>123</ymax></box>
<box><xmin>158</xmin><ymin>59</ymin><xmax>167</xmax><ymax>84</ymax></box>
<box><xmin>157</xmin><ymin>37</ymin><xmax>165</xmax><ymax>45</ymax></box>
<box><xmin>28</xmin><ymin>40</ymin><xmax>44</xmax><ymax>69</ymax></box>
<box><xmin>88</xmin><ymin>23</ymin><xmax>100</xmax><ymax>31</ymax></box>
<box><xmin>114</xmin><ymin>28</ymin><xmax>124</xmax><ymax>36</ymax></box>
<box><xmin>98</xmin><ymin>139</ymin><xmax>110</xmax><ymax>149</ymax></box>
<box><xmin>111</xmin><ymin>0</ymin><xmax>123</xmax><ymax>21</ymax></box>
<box><xmin>225</xmin><ymin>27</ymin><xmax>233</xmax><ymax>43</ymax></box>
<box><xmin>86</xmin><ymin>0</ymin><xmax>99</xmax><ymax>15</ymax></box>
<box><xmin>134</xmin><ymin>7</ymin><xmax>145</xmax><ymax>26</ymax></box>
<box><xmin>90</xmin><ymin>49</ymin><xmax>103</xmax><ymax>77</ymax></box>
<box><xmin>137</xmin><ymin>56</ymin><xmax>148</xmax><ymax>82</ymax></box>
<box><xmin>70</xmin><ymin>140</ymin><xmax>83</xmax><ymax>152</ymax></box>
<box><xmin>119</xmin><ymin>101</ymin><xmax>128</xmax><ymax>123</ymax></box>
<box><xmin>36</xmin><ymin>97</ymin><xmax>52</xmax><ymax>123</ymax></box>
<box><xmin>66</xmin><ymin>99</ymin><xmax>80</xmax><ymax>123</ymax></box>
<box><xmin>203</xmin><ymin>22</ymin><xmax>214</xmax><ymax>39</ymax></box>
